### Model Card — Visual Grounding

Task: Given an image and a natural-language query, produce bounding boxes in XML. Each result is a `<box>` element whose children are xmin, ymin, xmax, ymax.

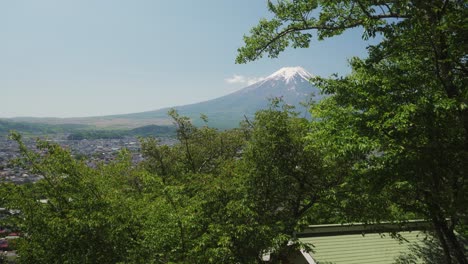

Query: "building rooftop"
<box><xmin>294</xmin><ymin>220</ymin><xmax>433</xmax><ymax>264</ymax></box>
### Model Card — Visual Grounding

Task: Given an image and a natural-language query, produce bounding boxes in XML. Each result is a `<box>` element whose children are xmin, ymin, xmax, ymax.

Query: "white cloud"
<box><xmin>225</xmin><ymin>74</ymin><xmax>265</xmax><ymax>86</ymax></box>
<box><xmin>225</xmin><ymin>74</ymin><xmax>245</xmax><ymax>84</ymax></box>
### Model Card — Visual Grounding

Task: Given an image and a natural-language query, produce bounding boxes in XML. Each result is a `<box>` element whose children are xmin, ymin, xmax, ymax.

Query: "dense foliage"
<box><xmin>2</xmin><ymin>104</ymin><xmax>342</xmax><ymax>263</ymax></box>
<box><xmin>237</xmin><ymin>0</ymin><xmax>467</xmax><ymax>263</ymax></box>
<box><xmin>1</xmin><ymin>1</ymin><xmax>466</xmax><ymax>263</ymax></box>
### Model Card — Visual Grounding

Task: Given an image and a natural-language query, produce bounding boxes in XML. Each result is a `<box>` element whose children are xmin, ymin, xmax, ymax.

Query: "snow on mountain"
<box><xmin>103</xmin><ymin>67</ymin><xmax>322</xmax><ymax>128</ymax></box>
<box><xmin>263</xmin><ymin>66</ymin><xmax>313</xmax><ymax>83</ymax></box>
<box><xmin>234</xmin><ymin>66</ymin><xmax>319</xmax><ymax>100</ymax></box>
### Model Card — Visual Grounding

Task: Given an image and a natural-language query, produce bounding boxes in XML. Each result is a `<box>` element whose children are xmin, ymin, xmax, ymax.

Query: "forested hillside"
<box><xmin>0</xmin><ymin>120</ymin><xmax>90</xmax><ymax>135</ymax></box>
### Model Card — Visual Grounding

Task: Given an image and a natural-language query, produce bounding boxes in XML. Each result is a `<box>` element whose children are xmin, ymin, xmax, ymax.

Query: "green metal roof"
<box><xmin>297</xmin><ymin>221</ymin><xmax>430</xmax><ymax>264</ymax></box>
<box><xmin>300</xmin><ymin>231</ymin><xmax>426</xmax><ymax>264</ymax></box>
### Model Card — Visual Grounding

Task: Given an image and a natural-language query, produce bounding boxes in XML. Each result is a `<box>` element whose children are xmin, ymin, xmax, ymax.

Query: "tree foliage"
<box><xmin>237</xmin><ymin>100</ymin><xmax>342</xmax><ymax>262</ymax></box>
<box><xmin>2</xmin><ymin>104</ymin><xmax>348</xmax><ymax>263</ymax></box>
<box><xmin>237</xmin><ymin>1</ymin><xmax>467</xmax><ymax>263</ymax></box>
<box><xmin>1</xmin><ymin>1</ymin><xmax>467</xmax><ymax>263</ymax></box>
<box><xmin>3</xmin><ymin>132</ymin><xmax>143</xmax><ymax>264</ymax></box>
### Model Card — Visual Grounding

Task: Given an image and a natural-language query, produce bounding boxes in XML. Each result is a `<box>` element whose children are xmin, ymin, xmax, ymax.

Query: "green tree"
<box><xmin>4</xmin><ymin>113</ymin><xmax>252</xmax><ymax>264</ymax></box>
<box><xmin>237</xmin><ymin>1</ymin><xmax>467</xmax><ymax>263</ymax></box>
<box><xmin>4</xmin><ymin>132</ymin><xmax>144</xmax><ymax>264</ymax></box>
<box><xmin>236</xmin><ymin>100</ymin><xmax>343</xmax><ymax>262</ymax></box>
<box><xmin>138</xmin><ymin>107</ymin><xmax>342</xmax><ymax>263</ymax></box>
<box><xmin>137</xmin><ymin>110</ymin><xmax>252</xmax><ymax>263</ymax></box>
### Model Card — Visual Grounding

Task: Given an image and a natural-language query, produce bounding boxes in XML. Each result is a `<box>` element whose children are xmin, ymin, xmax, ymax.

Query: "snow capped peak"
<box><xmin>265</xmin><ymin>66</ymin><xmax>313</xmax><ymax>83</ymax></box>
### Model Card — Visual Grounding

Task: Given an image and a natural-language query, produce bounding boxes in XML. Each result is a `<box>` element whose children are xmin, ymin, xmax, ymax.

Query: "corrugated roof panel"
<box><xmin>300</xmin><ymin>231</ymin><xmax>426</xmax><ymax>264</ymax></box>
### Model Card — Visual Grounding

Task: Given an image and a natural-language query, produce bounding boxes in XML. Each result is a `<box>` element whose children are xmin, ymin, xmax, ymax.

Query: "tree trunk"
<box><xmin>433</xmin><ymin>219</ymin><xmax>453</xmax><ymax>264</ymax></box>
<box><xmin>433</xmin><ymin>217</ymin><xmax>468</xmax><ymax>264</ymax></box>
<box><xmin>438</xmin><ymin>219</ymin><xmax>468</xmax><ymax>264</ymax></box>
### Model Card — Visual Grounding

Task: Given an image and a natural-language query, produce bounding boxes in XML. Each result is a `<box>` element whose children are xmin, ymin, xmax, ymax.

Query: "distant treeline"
<box><xmin>0</xmin><ymin>120</ymin><xmax>176</xmax><ymax>139</ymax></box>
<box><xmin>67</xmin><ymin>125</ymin><xmax>176</xmax><ymax>140</ymax></box>
<box><xmin>0</xmin><ymin>120</ymin><xmax>90</xmax><ymax>135</ymax></box>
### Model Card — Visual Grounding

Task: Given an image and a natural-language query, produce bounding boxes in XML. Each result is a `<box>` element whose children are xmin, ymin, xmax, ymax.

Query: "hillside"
<box><xmin>0</xmin><ymin>120</ymin><xmax>91</xmax><ymax>136</ymax></box>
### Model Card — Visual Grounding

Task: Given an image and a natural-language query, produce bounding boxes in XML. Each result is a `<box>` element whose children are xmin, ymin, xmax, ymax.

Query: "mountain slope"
<box><xmin>118</xmin><ymin>66</ymin><xmax>322</xmax><ymax>128</ymax></box>
<box><xmin>9</xmin><ymin>67</ymin><xmax>322</xmax><ymax>129</ymax></box>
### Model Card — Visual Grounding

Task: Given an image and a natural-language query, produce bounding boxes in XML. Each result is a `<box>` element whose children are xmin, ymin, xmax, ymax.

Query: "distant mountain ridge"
<box><xmin>7</xmin><ymin>67</ymin><xmax>322</xmax><ymax>129</ymax></box>
<box><xmin>114</xmin><ymin>66</ymin><xmax>322</xmax><ymax>128</ymax></box>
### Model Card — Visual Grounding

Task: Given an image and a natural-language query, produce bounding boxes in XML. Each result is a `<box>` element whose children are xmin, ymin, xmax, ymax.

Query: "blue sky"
<box><xmin>2</xmin><ymin>0</ymin><xmax>374</xmax><ymax>118</ymax></box>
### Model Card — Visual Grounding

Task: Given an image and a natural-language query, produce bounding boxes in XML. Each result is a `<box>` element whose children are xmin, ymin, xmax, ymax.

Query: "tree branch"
<box><xmin>251</xmin><ymin>21</ymin><xmax>364</xmax><ymax>61</ymax></box>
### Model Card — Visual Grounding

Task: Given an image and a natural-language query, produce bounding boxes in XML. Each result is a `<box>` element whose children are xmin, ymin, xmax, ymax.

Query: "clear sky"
<box><xmin>1</xmin><ymin>0</ymin><xmax>375</xmax><ymax>118</ymax></box>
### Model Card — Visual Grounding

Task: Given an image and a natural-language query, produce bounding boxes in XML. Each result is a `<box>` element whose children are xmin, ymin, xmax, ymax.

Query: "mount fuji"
<box><xmin>9</xmin><ymin>67</ymin><xmax>323</xmax><ymax>129</ymax></box>
<box><xmin>118</xmin><ymin>66</ymin><xmax>322</xmax><ymax>128</ymax></box>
